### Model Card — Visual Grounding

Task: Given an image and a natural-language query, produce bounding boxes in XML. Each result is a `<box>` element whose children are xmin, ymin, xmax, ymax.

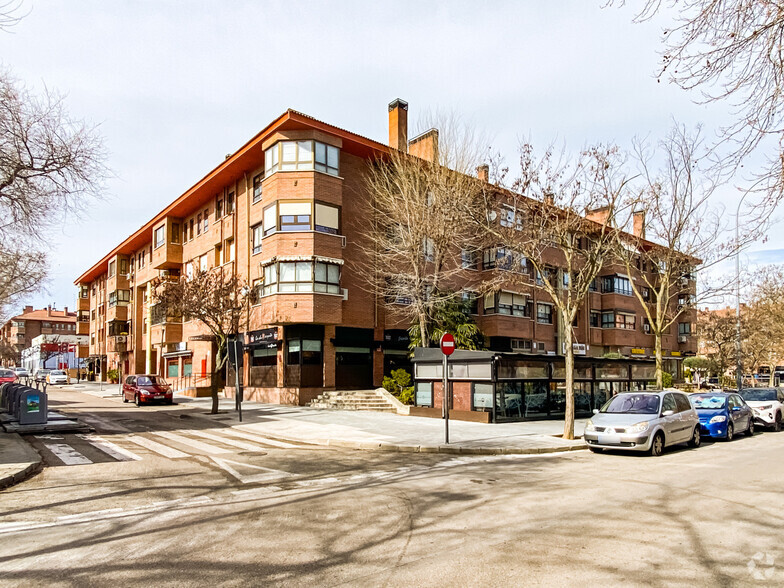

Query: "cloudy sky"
<box><xmin>0</xmin><ymin>0</ymin><xmax>779</xmax><ymax>314</ymax></box>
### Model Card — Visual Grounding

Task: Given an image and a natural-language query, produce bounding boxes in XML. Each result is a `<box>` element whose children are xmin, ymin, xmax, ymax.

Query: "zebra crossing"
<box><xmin>33</xmin><ymin>426</ymin><xmax>303</xmax><ymax>467</ymax></box>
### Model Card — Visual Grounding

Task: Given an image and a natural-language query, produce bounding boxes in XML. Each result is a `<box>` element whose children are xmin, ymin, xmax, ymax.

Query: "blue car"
<box><xmin>690</xmin><ymin>392</ymin><xmax>755</xmax><ymax>440</ymax></box>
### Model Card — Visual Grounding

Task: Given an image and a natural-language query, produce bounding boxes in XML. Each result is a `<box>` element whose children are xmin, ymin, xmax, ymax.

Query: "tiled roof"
<box><xmin>9</xmin><ymin>309</ymin><xmax>76</xmax><ymax>322</ymax></box>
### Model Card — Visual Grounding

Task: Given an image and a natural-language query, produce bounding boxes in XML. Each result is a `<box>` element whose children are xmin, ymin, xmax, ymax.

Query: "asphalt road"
<box><xmin>1</xmin><ymin>388</ymin><xmax>783</xmax><ymax>587</ymax></box>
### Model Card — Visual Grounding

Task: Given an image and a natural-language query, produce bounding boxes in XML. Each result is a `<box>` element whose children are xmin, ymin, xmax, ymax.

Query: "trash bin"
<box><xmin>18</xmin><ymin>387</ymin><xmax>47</xmax><ymax>425</ymax></box>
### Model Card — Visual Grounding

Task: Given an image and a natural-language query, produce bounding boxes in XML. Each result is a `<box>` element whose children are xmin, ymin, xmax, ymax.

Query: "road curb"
<box><xmin>0</xmin><ymin>436</ymin><xmax>44</xmax><ymax>490</ymax></box>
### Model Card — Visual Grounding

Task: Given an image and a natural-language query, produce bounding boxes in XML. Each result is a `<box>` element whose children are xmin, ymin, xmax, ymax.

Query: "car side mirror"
<box><xmin>592</xmin><ymin>408</ymin><xmax>599</xmax><ymax>414</ymax></box>
<box><xmin>662</xmin><ymin>410</ymin><xmax>674</xmax><ymax>417</ymax></box>
<box><xmin>732</xmin><ymin>406</ymin><xmax>741</xmax><ymax>412</ymax></box>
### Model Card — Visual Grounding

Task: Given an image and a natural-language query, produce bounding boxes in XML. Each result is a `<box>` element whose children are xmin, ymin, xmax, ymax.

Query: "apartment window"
<box><xmin>264</xmin><ymin>260</ymin><xmax>341</xmax><ymax>294</ymax></box>
<box><xmin>279</xmin><ymin>202</ymin><xmax>311</xmax><ymax>231</ymax></box>
<box><xmin>214</xmin><ymin>244</ymin><xmax>223</xmax><ymax>266</ymax></box>
<box><xmin>265</xmin><ymin>140</ymin><xmax>339</xmax><ymax>177</ymax></box>
<box><xmin>500</xmin><ymin>206</ymin><xmax>522</xmax><ymax>230</ymax></box>
<box><xmin>154</xmin><ymin>225</ymin><xmax>165</xmax><ymax>249</ymax></box>
<box><xmin>196</xmin><ymin>213</ymin><xmax>202</xmax><ymax>235</ymax></box>
<box><xmin>461</xmin><ymin>290</ymin><xmax>479</xmax><ymax>315</ymax></box>
<box><xmin>252</xmin><ymin>224</ymin><xmax>263</xmax><ymax>254</ymax></box>
<box><xmin>216</xmin><ymin>197</ymin><xmax>223</xmax><ymax>218</ymax></box>
<box><xmin>91</xmin><ymin>310</ymin><xmax>96</xmax><ymax>320</ymax></box>
<box><xmin>108</xmin><ymin>290</ymin><xmax>130</xmax><ymax>308</ymax></box>
<box><xmin>590</xmin><ymin>311</ymin><xmax>600</xmax><ymax>328</ymax></box>
<box><xmin>189</xmin><ymin>219</ymin><xmax>194</xmax><ymax>241</ymax></box>
<box><xmin>253</xmin><ymin>175</ymin><xmax>263</xmax><ymax>203</ymax></box>
<box><xmin>203</xmin><ymin>209</ymin><xmax>209</xmax><ymax>232</ymax></box>
<box><xmin>263</xmin><ymin>204</ymin><xmax>277</xmax><ymax>236</ymax></box>
<box><xmin>314</xmin><ymin>202</ymin><xmax>340</xmax><ymax>234</ymax></box>
<box><xmin>589</xmin><ymin>278</ymin><xmax>597</xmax><ymax>292</ymax></box>
<box><xmin>485</xmin><ymin>292</ymin><xmax>531</xmax><ymax>317</ymax></box>
<box><xmin>108</xmin><ymin>260</ymin><xmax>116</xmax><ymax>278</ymax></box>
<box><xmin>120</xmin><ymin>258</ymin><xmax>129</xmax><ymax>274</ymax></box>
<box><xmin>642</xmin><ymin>287</ymin><xmax>650</xmax><ymax>301</ymax></box>
<box><xmin>79</xmin><ymin>285</ymin><xmax>88</xmax><ymax>299</ymax></box>
<box><xmin>601</xmin><ymin>275</ymin><xmax>632</xmax><ymax>296</ymax></box>
<box><xmin>225</xmin><ymin>238</ymin><xmax>235</xmax><ymax>263</ymax></box>
<box><xmin>186</xmin><ymin>263</ymin><xmax>194</xmax><ymax>280</ymax></box>
<box><xmin>678</xmin><ymin>322</ymin><xmax>692</xmax><ymax>336</ymax></box>
<box><xmin>199</xmin><ymin>254</ymin><xmax>208</xmax><ymax>272</ymax></box>
<box><xmin>537</xmin><ymin>303</ymin><xmax>553</xmax><ymax>324</ymax></box>
<box><xmin>140</xmin><ymin>250</ymin><xmax>145</xmax><ymax>268</ymax></box>
<box><xmin>461</xmin><ymin>249</ymin><xmax>478</xmax><ymax>270</ymax></box>
<box><xmin>602</xmin><ymin>311</ymin><xmax>635</xmax><ymax>330</ymax></box>
<box><xmin>226</xmin><ymin>192</ymin><xmax>235</xmax><ymax>214</ymax></box>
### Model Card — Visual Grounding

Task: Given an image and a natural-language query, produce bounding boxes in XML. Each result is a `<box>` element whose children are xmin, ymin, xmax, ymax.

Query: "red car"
<box><xmin>0</xmin><ymin>369</ymin><xmax>18</xmax><ymax>385</ymax></box>
<box><xmin>122</xmin><ymin>374</ymin><xmax>173</xmax><ymax>406</ymax></box>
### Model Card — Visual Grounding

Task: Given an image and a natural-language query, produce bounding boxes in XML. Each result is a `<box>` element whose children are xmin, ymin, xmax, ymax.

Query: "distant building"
<box><xmin>21</xmin><ymin>333</ymin><xmax>89</xmax><ymax>372</ymax></box>
<box><xmin>0</xmin><ymin>305</ymin><xmax>79</xmax><ymax>367</ymax></box>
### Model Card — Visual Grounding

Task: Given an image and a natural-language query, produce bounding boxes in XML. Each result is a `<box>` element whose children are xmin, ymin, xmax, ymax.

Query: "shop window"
<box><xmin>167</xmin><ymin>361</ymin><xmax>179</xmax><ymax>378</ymax></box>
<box><xmin>473</xmin><ymin>383</ymin><xmax>494</xmax><ymax>411</ymax></box>
<box><xmin>415</xmin><ymin>382</ymin><xmax>433</xmax><ymax>407</ymax></box>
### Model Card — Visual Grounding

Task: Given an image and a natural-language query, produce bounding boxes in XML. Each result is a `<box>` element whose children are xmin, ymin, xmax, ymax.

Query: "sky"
<box><xmin>0</xmin><ymin>0</ymin><xmax>780</xmax><ymax>314</ymax></box>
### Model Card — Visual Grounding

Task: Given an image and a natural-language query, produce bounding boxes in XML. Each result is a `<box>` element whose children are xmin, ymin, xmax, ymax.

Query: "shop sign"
<box><xmin>670</xmin><ymin>351</ymin><xmax>682</xmax><ymax>357</ymax></box>
<box><xmin>631</xmin><ymin>348</ymin><xmax>646</xmax><ymax>355</ymax></box>
<box><xmin>248</xmin><ymin>328</ymin><xmax>278</xmax><ymax>346</ymax></box>
<box><xmin>189</xmin><ymin>335</ymin><xmax>215</xmax><ymax>342</ymax></box>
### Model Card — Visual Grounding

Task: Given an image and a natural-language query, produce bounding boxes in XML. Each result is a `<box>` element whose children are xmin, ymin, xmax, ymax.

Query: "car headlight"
<box><xmin>709</xmin><ymin>415</ymin><xmax>727</xmax><ymax>424</ymax></box>
<box><xmin>626</xmin><ymin>421</ymin><xmax>650</xmax><ymax>434</ymax></box>
<box><xmin>585</xmin><ymin>421</ymin><xmax>596</xmax><ymax>433</ymax></box>
<box><xmin>757</xmin><ymin>404</ymin><xmax>773</xmax><ymax>411</ymax></box>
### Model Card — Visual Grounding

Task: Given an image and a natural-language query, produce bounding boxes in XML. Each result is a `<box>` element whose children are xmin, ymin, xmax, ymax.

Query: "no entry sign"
<box><xmin>440</xmin><ymin>333</ymin><xmax>455</xmax><ymax>356</ymax></box>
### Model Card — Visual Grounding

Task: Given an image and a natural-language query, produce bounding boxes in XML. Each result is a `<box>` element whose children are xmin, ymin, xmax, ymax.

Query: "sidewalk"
<box><xmin>0</xmin><ymin>432</ymin><xmax>42</xmax><ymax>489</ymax></box>
<box><xmin>175</xmin><ymin>395</ymin><xmax>589</xmax><ymax>456</ymax></box>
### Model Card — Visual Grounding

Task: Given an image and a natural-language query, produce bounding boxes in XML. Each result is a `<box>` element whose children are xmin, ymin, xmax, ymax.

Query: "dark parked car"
<box><xmin>122</xmin><ymin>374</ymin><xmax>173</xmax><ymax>406</ymax></box>
<box><xmin>690</xmin><ymin>392</ymin><xmax>754</xmax><ymax>440</ymax></box>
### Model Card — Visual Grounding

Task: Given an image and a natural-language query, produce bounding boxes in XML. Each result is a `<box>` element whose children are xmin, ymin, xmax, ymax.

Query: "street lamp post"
<box><xmin>735</xmin><ymin>191</ymin><xmax>751</xmax><ymax>391</ymax></box>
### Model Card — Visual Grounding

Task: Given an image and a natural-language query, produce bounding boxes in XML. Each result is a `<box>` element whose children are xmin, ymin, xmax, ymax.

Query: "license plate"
<box><xmin>154</xmin><ymin>395</ymin><xmax>164</xmax><ymax>399</ymax></box>
<box><xmin>597</xmin><ymin>434</ymin><xmax>621</xmax><ymax>445</ymax></box>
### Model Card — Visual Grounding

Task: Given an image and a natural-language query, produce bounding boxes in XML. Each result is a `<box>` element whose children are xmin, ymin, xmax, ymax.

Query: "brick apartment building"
<box><xmin>0</xmin><ymin>305</ymin><xmax>80</xmax><ymax>367</ymax></box>
<box><xmin>75</xmin><ymin>99</ymin><xmax>697</xmax><ymax>412</ymax></box>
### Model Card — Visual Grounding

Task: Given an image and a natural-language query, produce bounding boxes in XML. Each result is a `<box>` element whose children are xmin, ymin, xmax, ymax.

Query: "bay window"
<box><xmin>261</xmin><ymin>201</ymin><xmax>340</xmax><ymax>235</ymax></box>
<box><xmin>601</xmin><ymin>311</ymin><xmax>636</xmax><ymax>329</ymax></box>
<box><xmin>261</xmin><ymin>260</ymin><xmax>341</xmax><ymax>295</ymax></box>
<box><xmin>265</xmin><ymin>140</ymin><xmax>340</xmax><ymax>177</ymax></box>
<box><xmin>279</xmin><ymin>202</ymin><xmax>311</xmax><ymax>231</ymax></box>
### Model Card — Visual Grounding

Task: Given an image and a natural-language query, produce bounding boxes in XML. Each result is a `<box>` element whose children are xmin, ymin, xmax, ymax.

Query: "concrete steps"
<box><xmin>309</xmin><ymin>389</ymin><xmax>398</xmax><ymax>413</ymax></box>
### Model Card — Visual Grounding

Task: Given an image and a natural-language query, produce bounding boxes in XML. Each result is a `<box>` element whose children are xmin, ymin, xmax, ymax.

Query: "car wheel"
<box><xmin>688</xmin><ymin>426</ymin><xmax>701</xmax><ymax>448</ymax></box>
<box><xmin>649</xmin><ymin>432</ymin><xmax>665</xmax><ymax>456</ymax></box>
<box><xmin>746</xmin><ymin>418</ymin><xmax>755</xmax><ymax>436</ymax></box>
<box><xmin>725</xmin><ymin>422</ymin><xmax>734</xmax><ymax>441</ymax></box>
<box><xmin>122</xmin><ymin>395</ymin><xmax>128</xmax><ymax>403</ymax></box>
<box><xmin>588</xmin><ymin>446</ymin><xmax>602</xmax><ymax>453</ymax></box>
<box><xmin>134</xmin><ymin>394</ymin><xmax>141</xmax><ymax>407</ymax></box>
<box><xmin>774</xmin><ymin>413</ymin><xmax>782</xmax><ymax>432</ymax></box>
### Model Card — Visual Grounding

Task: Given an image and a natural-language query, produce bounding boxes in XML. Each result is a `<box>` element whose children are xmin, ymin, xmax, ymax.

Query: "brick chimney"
<box><xmin>477</xmin><ymin>164</ymin><xmax>489</xmax><ymax>182</ymax></box>
<box><xmin>64</xmin><ymin>306</ymin><xmax>68</xmax><ymax>315</ymax></box>
<box><xmin>409</xmin><ymin>128</ymin><xmax>439</xmax><ymax>163</ymax></box>
<box><xmin>47</xmin><ymin>305</ymin><xmax>52</xmax><ymax>317</ymax></box>
<box><xmin>388</xmin><ymin>98</ymin><xmax>408</xmax><ymax>152</ymax></box>
<box><xmin>585</xmin><ymin>206</ymin><xmax>611</xmax><ymax>225</ymax></box>
<box><xmin>23</xmin><ymin>305</ymin><xmax>32</xmax><ymax>314</ymax></box>
<box><xmin>632</xmin><ymin>210</ymin><xmax>646</xmax><ymax>239</ymax></box>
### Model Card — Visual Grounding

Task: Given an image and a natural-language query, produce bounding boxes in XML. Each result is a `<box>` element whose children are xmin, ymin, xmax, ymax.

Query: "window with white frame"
<box><xmin>261</xmin><ymin>260</ymin><xmax>340</xmax><ymax>294</ymax></box>
<box><xmin>252</xmin><ymin>224</ymin><xmax>263</xmax><ymax>254</ymax></box>
<box><xmin>252</xmin><ymin>174</ymin><xmax>263</xmax><ymax>203</ymax></box>
<box><xmin>154</xmin><ymin>226</ymin><xmax>165</xmax><ymax>249</ymax></box>
<box><xmin>265</xmin><ymin>140</ymin><xmax>339</xmax><ymax>177</ymax></box>
<box><xmin>279</xmin><ymin>202</ymin><xmax>311</xmax><ymax>231</ymax></box>
<box><xmin>199</xmin><ymin>254</ymin><xmax>208</xmax><ymax>272</ymax></box>
<box><xmin>263</xmin><ymin>204</ymin><xmax>277</xmax><ymax>236</ymax></box>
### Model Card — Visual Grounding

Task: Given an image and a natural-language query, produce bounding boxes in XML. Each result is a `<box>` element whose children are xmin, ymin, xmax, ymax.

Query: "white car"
<box><xmin>46</xmin><ymin>370</ymin><xmax>69</xmax><ymax>385</ymax></box>
<box><xmin>739</xmin><ymin>388</ymin><xmax>784</xmax><ymax>431</ymax></box>
<box><xmin>13</xmin><ymin>367</ymin><xmax>29</xmax><ymax>378</ymax></box>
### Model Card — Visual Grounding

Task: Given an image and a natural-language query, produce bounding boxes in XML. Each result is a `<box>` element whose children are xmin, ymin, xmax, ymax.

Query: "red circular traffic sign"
<box><xmin>439</xmin><ymin>333</ymin><xmax>456</xmax><ymax>356</ymax></box>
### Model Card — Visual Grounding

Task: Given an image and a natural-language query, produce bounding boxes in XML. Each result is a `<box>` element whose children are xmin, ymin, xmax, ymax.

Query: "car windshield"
<box><xmin>740</xmin><ymin>389</ymin><xmax>777</xmax><ymax>402</ymax></box>
<box><xmin>600</xmin><ymin>394</ymin><xmax>661</xmax><ymax>414</ymax></box>
<box><xmin>137</xmin><ymin>376</ymin><xmax>167</xmax><ymax>386</ymax></box>
<box><xmin>0</xmin><ymin>370</ymin><xmax>14</xmax><ymax>377</ymax></box>
<box><xmin>51</xmin><ymin>371</ymin><xmax>65</xmax><ymax>375</ymax></box>
<box><xmin>691</xmin><ymin>395</ymin><xmax>727</xmax><ymax>409</ymax></box>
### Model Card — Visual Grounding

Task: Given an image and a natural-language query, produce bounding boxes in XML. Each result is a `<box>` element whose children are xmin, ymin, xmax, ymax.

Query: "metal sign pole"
<box><xmin>443</xmin><ymin>351</ymin><xmax>449</xmax><ymax>444</ymax></box>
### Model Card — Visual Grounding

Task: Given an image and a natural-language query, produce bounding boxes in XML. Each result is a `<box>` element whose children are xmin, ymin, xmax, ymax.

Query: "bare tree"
<box><xmin>469</xmin><ymin>143</ymin><xmax>629</xmax><ymax>440</ymax></box>
<box><xmin>614</xmin><ymin>124</ymin><xmax>746</xmax><ymax>387</ymax></box>
<box><xmin>744</xmin><ymin>264</ymin><xmax>784</xmax><ymax>381</ymax></box>
<box><xmin>354</xmin><ymin>116</ymin><xmax>488</xmax><ymax>347</ymax></box>
<box><xmin>0</xmin><ymin>69</ymin><xmax>106</xmax><ymax>314</ymax></box>
<box><xmin>611</xmin><ymin>0</ymin><xmax>784</xmax><ymax>214</ymax></box>
<box><xmin>0</xmin><ymin>1</ymin><xmax>27</xmax><ymax>32</ymax></box>
<box><xmin>153</xmin><ymin>270</ymin><xmax>248</xmax><ymax>414</ymax></box>
<box><xmin>697</xmin><ymin>306</ymin><xmax>739</xmax><ymax>380</ymax></box>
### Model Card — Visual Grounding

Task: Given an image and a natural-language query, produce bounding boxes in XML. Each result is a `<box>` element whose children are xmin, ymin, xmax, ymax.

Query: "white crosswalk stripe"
<box><xmin>185</xmin><ymin>430</ymin><xmax>260</xmax><ymax>451</ymax></box>
<box><xmin>222</xmin><ymin>429</ymin><xmax>299</xmax><ymax>449</ymax></box>
<box><xmin>126</xmin><ymin>434</ymin><xmax>189</xmax><ymax>459</ymax></box>
<box><xmin>42</xmin><ymin>443</ymin><xmax>92</xmax><ymax>465</ymax></box>
<box><xmin>154</xmin><ymin>431</ymin><xmax>233</xmax><ymax>455</ymax></box>
<box><xmin>77</xmin><ymin>434</ymin><xmax>142</xmax><ymax>461</ymax></box>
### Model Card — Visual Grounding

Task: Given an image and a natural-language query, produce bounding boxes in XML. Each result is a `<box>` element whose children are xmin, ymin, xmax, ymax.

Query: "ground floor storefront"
<box><xmin>411</xmin><ymin>349</ymin><xmax>663</xmax><ymax>423</ymax></box>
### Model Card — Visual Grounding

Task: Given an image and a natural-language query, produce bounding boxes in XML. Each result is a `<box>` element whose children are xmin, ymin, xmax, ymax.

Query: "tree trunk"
<box><xmin>209</xmin><ymin>342</ymin><xmax>226</xmax><ymax>414</ymax></box>
<box><xmin>419</xmin><ymin>312</ymin><xmax>428</xmax><ymax>348</ymax></box>
<box><xmin>654</xmin><ymin>334</ymin><xmax>664</xmax><ymax>389</ymax></box>
<box><xmin>563</xmin><ymin>325</ymin><xmax>575</xmax><ymax>440</ymax></box>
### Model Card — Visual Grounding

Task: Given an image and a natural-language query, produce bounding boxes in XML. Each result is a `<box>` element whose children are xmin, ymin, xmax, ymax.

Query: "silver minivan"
<box><xmin>584</xmin><ymin>390</ymin><xmax>701</xmax><ymax>456</ymax></box>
